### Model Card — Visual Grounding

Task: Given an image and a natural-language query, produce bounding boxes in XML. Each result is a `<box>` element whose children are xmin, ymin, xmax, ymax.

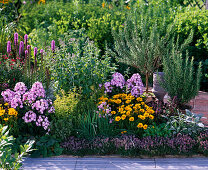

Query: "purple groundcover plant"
<box><xmin>102</xmin><ymin>72</ymin><xmax>144</xmax><ymax>97</ymax></box>
<box><xmin>1</xmin><ymin>82</ymin><xmax>55</xmax><ymax>132</ymax></box>
<box><xmin>62</xmin><ymin>133</ymin><xmax>207</xmax><ymax>155</ymax></box>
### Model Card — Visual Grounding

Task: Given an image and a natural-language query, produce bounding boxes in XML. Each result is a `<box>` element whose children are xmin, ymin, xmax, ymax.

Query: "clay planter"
<box><xmin>152</xmin><ymin>72</ymin><xmax>167</xmax><ymax>102</ymax></box>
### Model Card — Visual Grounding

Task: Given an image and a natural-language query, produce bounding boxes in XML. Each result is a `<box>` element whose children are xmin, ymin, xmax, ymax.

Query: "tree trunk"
<box><xmin>145</xmin><ymin>72</ymin><xmax>149</xmax><ymax>93</ymax></box>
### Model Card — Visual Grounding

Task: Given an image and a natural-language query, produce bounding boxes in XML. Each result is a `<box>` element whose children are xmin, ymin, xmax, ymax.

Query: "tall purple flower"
<box><xmin>24</xmin><ymin>34</ymin><xmax>28</xmax><ymax>46</ymax></box>
<box><xmin>19</xmin><ymin>41</ymin><xmax>24</xmax><ymax>56</ymax></box>
<box><xmin>34</xmin><ymin>47</ymin><xmax>38</xmax><ymax>57</ymax></box>
<box><xmin>27</xmin><ymin>45</ymin><xmax>31</xmax><ymax>51</ymax></box>
<box><xmin>7</xmin><ymin>41</ymin><xmax>11</xmax><ymax>54</ymax></box>
<box><xmin>25</xmin><ymin>50</ymin><xmax>28</xmax><ymax>57</ymax></box>
<box><xmin>40</xmin><ymin>49</ymin><xmax>44</xmax><ymax>54</ymax></box>
<box><xmin>14</xmin><ymin>32</ymin><xmax>18</xmax><ymax>46</ymax></box>
<box><xmin>51</xmin><ymin>40</ymin><xmax>55</xmax><ymax>52</ymax></box>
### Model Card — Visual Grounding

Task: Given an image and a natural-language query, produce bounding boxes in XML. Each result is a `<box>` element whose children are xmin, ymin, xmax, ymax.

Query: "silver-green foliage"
<box><xmin>166</xmin><ymin>109</ymin><xmax>206</xmax><ymax>136</ymax></box>
<box><xmin>0</xmin><ymin>125</ymin><xmax>34</xmax><ymax>170</ymax></box>
<box><xmin>45</xmin><ymin>29</ymin><xmax>116</xmax><ymax>96</ymax></box>
<box><xmin>162</xmin><ymin>47</ymin><xmax>202</xmax><ymax>104</ymax></box>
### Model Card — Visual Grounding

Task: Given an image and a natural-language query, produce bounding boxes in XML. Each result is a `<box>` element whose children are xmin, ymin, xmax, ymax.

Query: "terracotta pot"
<box><xmin>152</xmin><ymin>72</ymin><xmax>167</xmax><ymax>102</ymax></box>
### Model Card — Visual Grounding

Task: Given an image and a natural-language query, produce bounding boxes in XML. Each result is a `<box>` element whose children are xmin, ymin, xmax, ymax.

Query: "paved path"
<box><xmin>22</xmin><ymin>157</ymin><xmax>208</xmax><ymax>170</ymax></box>
<box><xmin>189</xmin><ymin>91</ymin><xmax>208</xmax><ymax>125</ymax></box>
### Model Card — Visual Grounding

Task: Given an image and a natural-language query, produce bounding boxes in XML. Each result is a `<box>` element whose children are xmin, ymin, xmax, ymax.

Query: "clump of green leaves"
<box><xmin>45</xmin><ymin>29</ymin><xmax>116</xmax><ymax>97</ymax></box>
<box><xmin>0</xmin><ymin>125</ymin><xmax>34</xmax><ymax>170</ymax></box>
<box><xmin>162</xmin><ymin>47</ymin><xmax>202</xmax><ymax>104</ymax></box>
<box><xmin>31</xmin><ymin>135</ymin><xmax>63</xmax><ymax>158</ymax></box>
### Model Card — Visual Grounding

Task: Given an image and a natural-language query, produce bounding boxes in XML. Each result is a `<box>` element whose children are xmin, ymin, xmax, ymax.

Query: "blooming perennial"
<box><xmin>98</xmin><ymin>93</ymin><xmax>155</xmax><ymax>132</ymax></box>
<box><xmin>1</xmin><ymin>82</ymin><xmax>55</xmax><ymax>132</ymax></box>
<box><xmin>102</xmin><ymin>72</ymin><xmax>144</xmax><ymax>97</ymax></box>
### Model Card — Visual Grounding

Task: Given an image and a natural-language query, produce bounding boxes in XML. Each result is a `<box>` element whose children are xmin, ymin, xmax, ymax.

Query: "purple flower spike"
<box><xmin>7</xmin><ymin>41</ymin><xmax>11</xmax><ymax>54</ymax></box>
<box><xmin>25</xmin><ymin>50</ymin><xmax>28</xmax><ymax>57</ymax></box>
<box><xmin>27</xmin><ymin>45</ymin><xmax>31</xmax><ymax>51</ymax></box>
<box><xmin>24</xmin><ymin>34</ymin><xmax>28</xmax><ymax>46</ymax></box>
<box><xmin>14</xmin><ymin>32</ymin><xmax>18</xmax><ymax>46</ymax></box>
<box><xmin>51</xmin><ymin>40</ymin><xmax>55</xmax><ymax>52</ymax></box>
<box><xmin>19</xmin><ymin>41</ymin><xmax>24</xmax><ymax>56</ymax></box>
<box><xmin>34</xmin><ymin>47</ymin><xmax>38</xmax><ymax>57</ymax></box>
<box><xmin>40</xmin><ymin>49</ymin><xmax>44</xmax><ymax>53</ymax></box>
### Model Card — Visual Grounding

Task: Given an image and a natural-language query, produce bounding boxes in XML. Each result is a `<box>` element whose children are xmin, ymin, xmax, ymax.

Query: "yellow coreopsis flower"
<box><xmin>136</xmin><ymin>97</ymin><xmax>142</xmax><ymax>102</ymax></box>
<box><xmin>121</xmin><ymin>114</ymin><xmax>126</xmax><ymax>120</ymax></box>
<box><xmin>126</xmin><ymin>100</ymin><xmax>131</xmax><ymax>104</ymax></box>
<box><xmin>137</xmin><ymin>123</ymin><xmax>143</xmax><ymax>128</ymax></box>
<box><xmin>129</xmin><ymin>117</ymin><xmax>134</xmax><ymax>121</ymax></box>
<box><xmin>148</xmin><ymin>109</ymin><xmax>155</xmax><ymax>114</ymax></box>
<box><xmin>140</xmin><ymin>109</ymin><xmax>145</xmax><ymax>113</ymax></box>
<box><xmin>143</xmin><ymin>124</ymin><xmax>148</xmax><ymax>130</ymax></box>
<box><xmin>149</xmin><ymin>115</ymin><xmax>154</xmax><ymax>119</ymax></box>
<box><xmin>126</xmin><ymin>111</ymin><xmax>131</xmax><ymax>116</ymax></box>
<box><xmin>111</xmin><ymin>111</ymin><xmax>116</xmax><ymax>115</ymax></box>
<box><xmin>102</xmin><ymin>2</ymin><xmax>105</xmax><ymax>8</ymax></box>
<box><xmin>115</xmin><ymin>99</ymin><xmax>122</xmax><ymax>104</ymax></box>
<box><xmin>121</xmin><ymin>131</ymin><xmax>127</xmax><ymax>134</ymax></box>
<box><xmin>115</xmin><ymin>116</ymin><xmax>121</xmax><ymax>121</ymax></box>
<box><xmin>8</xmin><ymin>108</ymin><xmax>18</xmax><ymax>116</ymax></box>
<box><xmin>4</xmin><ymin>118</ymin><xmax>8</xmax><ymax>121</ymax></box>
<box><xmin>140</xmin><ymin>116</ymin><xmax>145</xmax><ymax>120</ymax></box>
<box><xmin>144</xmin><ymin>112</ymin><xmax>149</xmax><ymax>117</ymax></box>
<box><xmin>4</xmin><ymin>103</ymin><xmax>9</xmax><ymax>106</ymax></box>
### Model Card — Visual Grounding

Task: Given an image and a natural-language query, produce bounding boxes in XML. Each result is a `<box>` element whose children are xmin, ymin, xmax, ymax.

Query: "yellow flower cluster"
<box><xmin>0</xmin><ymin>103</ymin><xmax>18</xmax><ymax>123</ymax></box>
<box><xmin>98</xmin><ymin>93</ymin><xmax>155</xmax><ymax>130</ymax></box>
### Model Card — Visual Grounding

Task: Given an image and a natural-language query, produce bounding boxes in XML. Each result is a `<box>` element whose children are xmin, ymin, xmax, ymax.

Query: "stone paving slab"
<box><xmin>22</xmin><ymin>157</ymin><xmax>208</xmax><ymax>170</ymax></box>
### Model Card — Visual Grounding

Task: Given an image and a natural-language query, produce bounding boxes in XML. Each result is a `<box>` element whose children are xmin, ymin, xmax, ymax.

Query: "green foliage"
<box><xmin>45</xmin><ymin>29</ymin><xmax>116</xmax><ymax>97</ymax></box>
<box><xmin>162</xmin><ymin>48</ymin><xmax>202</xmax><ymax>104</ymax></box>
<box><xmin>166</xmin><ymin>110</ymin><xmax>206</xmax><ymax>137</ymax></box>
<box><xmin>31</xmin><ymin>135</ymin><xmax>63</xmax><ymax>158</ymax></box>
<box><xmin>111</xmin><ymin>7</ymin><xmax>173</xmax><ymax>91</ymax></box>
<box><xmin>50</xmin><ymin>90</ymin><xmax>78</xmax><ymax>141</ymax></box>
<box><xmin>174</xmin><ymin>8</ymin><xmax>208</xmax><ymax>60</ymax></box>
<box><xmin>0</xmin><ymin>125</ymin><xmax>34</xmax><ymax>170</ymax></box>
<box><xmin>53</xmin><ymin>90</ymin><xmax>79</xmax><ymax>118</ymax></box>
<box><xmin>76</xmin><ymin>111</ymin><xmax>116</xmax><ymax>139</ymax></box>
<box><xmin>143</xmin><ymin>123</ymin><xmax>172</xmax><ymax>137</ymax></box>
<box><xmin>18</xmin><ymin>1</ymin><xmax>126</xmax><ymax>51</ymax></box>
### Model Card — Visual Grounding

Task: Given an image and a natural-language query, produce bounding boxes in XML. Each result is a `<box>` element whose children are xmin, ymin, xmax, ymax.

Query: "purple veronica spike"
<box><xmin>14</xmin><ymin>32</ymin><xmax>18</xmax><ymax>46</ymax></box>
<box><xmin>24</xmin><ymin>34</ymin><xmax>28</xmax><ymax>46</ymax></box>
<box><xmin>7</xmin><ymin>41</ymin><xmax>11</xmax><ymax>53</ymax></box>
<box><xmin>34</xmin><ymin>47</ymin><xmax>38</xmax><ymax>57</ymax></box>
<box><xmin>51</xmin><ymin>40</ymin><xmax>55</xmax><ymax>52</ymax></box>
<box><xmin>19</xmin><ymin>41</ymin><xmax>24</xmax><ymax>56</ymax></box>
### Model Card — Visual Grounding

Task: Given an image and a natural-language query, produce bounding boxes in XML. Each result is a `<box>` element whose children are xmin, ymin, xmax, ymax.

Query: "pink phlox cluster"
<box><xmin>48</xmin><ymin>106</ymin><xmax>55</xmax><ymax>113</ymax></box>
<box><xmin>32</xmin><ymin>99</ymin><xmax>49</xmax><ymax>114</ymax></box>
<box><xmin>110</xmin><ymin>72</ymin><xmax>125</xmax><ymax>89</ymax></box>
<box><xmin>14</xmin><ymin>82</ymin><xmax>27</xmax><ymax>95</ymax></box>
<box><xmin>22</xmin><ymin>111</ymin><xmax>37</xmax><ymax>123</ymax></box>
<box><xmin>1</xmin><ymin>89</ymin><xmax>15</xmax><ymax>103</ymax></box>
<box><xmin>36</xmin><ymin>115</ymin><xmax>50</xmax><ymax>130</ymax></box>
<box><xmin>126</xmin><ymin>73</ymin><xmax>144</xmax><ymax>96</ymax></box>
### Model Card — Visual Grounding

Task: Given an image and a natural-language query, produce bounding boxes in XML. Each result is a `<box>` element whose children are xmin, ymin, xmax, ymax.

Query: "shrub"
<box><xmin>45</xmin><ymin>29</ymin><xmax>116</xmax><ymax>97</ymax></box>
<box><xmin>49</xmin><ymin>90</ymin><xmax>78</xmax><ymax>141</ymax></box>
<box><xmin>162</xmin><ymin>48</ymin><xmax>202</xmax><ymax>104</ymax></box>
<box><xmin>0</xmin><ymin>125</ymin><xmax>34</xmax><ymax>169</ymax></box>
